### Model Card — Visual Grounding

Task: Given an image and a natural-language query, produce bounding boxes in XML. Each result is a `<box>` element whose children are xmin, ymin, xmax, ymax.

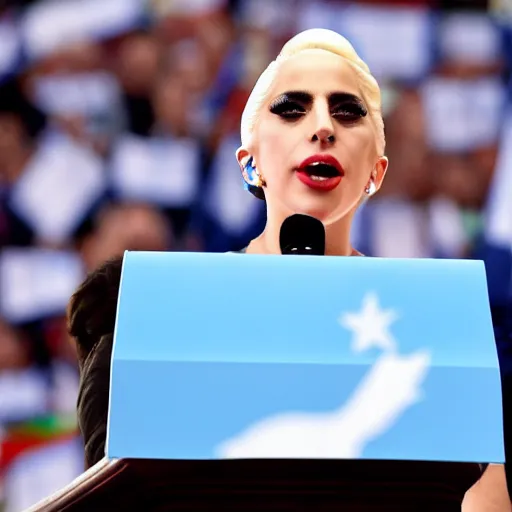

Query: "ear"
<box><xmin>371</xmin><ymin>156</ymin><xmax>389</xmax><ymax>192</ymax></box>
<box><xmin>236</xmin><ymin>147</ymin><xmax>251</xmax><ymax>173</ymax></box>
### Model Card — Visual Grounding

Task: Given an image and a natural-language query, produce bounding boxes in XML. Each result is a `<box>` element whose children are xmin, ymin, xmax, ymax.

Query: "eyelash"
<box><xmin>269</xmin><ymin>100</ymin><xmax>367</xmax><ymax>122</ymax></box>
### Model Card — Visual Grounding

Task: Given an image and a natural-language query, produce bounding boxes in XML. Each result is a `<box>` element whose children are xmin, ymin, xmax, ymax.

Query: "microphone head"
<box><xmin>279</xmin><ymin>214</ymin><xmax>325</xmax><ymax>255</ymax></box>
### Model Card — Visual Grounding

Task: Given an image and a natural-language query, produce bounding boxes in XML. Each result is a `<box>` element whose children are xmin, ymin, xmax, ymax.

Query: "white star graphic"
<box><xmin>339</xmin><ymin>292</ymin><xmax>399</xmax><ymax>353</ymax></box>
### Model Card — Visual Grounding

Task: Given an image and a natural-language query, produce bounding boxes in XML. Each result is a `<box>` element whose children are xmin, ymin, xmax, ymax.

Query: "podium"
<box><xmin>26</xmin><ymin>458</ymin><xmax>486</xmax><ymax>511</ymax></box>
<box><xmin>27</xmin><ymin>253</ymin><xmax>504</xmax><ymax>510</ymax></box>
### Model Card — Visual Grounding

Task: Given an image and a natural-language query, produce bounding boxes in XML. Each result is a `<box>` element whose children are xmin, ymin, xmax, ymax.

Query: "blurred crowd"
<box><xmin>0</xmin><ymin>0</ymin><xmax>511</xmax><ymax>510</ymax></box>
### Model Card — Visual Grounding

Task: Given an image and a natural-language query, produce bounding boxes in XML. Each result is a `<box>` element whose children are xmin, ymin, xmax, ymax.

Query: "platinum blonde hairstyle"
<box><xmin>239</xmin><ymin>28</ymin><xmax>385</xmax><ymax>156</ymax></box>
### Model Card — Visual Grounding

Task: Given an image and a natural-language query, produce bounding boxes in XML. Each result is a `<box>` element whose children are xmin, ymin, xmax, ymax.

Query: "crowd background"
<box><xmin>0</xmin><ymin>0</ymin><xmax>511</xmax><ymax>510</ymax></box>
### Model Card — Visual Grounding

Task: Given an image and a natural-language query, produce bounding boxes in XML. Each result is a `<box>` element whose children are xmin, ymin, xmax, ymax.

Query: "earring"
<box><xmin>242</xmin><ymin>157</ymin><xmax>264</xmax><ymax>189</ymax></box>
<box><xmin>364</xmin><ymin>180</ymin><xmax>377</xmax><ymax>196</ymax></box>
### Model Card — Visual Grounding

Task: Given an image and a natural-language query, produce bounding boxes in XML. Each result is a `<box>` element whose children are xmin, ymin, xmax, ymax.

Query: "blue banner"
<box><xmin>107</xmin><ymin>252</ymin><xmax>504</xmax><ymax>464</ymax></box>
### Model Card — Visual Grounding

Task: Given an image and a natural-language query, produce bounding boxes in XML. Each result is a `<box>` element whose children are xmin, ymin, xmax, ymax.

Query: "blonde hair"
<box><xmin>240</xmin><ymin>28</ymin><xmax>385</xmax><ymax>155</ymax></box>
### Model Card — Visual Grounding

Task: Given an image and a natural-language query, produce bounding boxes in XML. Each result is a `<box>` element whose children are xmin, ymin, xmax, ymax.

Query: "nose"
<box><xmin>312</xmin><ymin>130</ymin><xmax>335</xmax><ymax>144</ymax></box>
<box><xmin>310</xmin><ymin>103</ymin><xmax>335</xmax><ymax>144</ymax></box>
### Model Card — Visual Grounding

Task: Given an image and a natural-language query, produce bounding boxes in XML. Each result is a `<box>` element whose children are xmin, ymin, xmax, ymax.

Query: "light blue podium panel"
<box><xmin>106</xmin><ymin>252</ymin><xmax>504</xmax><ymax>464</ymax></box>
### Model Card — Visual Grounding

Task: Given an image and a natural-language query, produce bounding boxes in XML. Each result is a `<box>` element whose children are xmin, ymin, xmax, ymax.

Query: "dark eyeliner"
<box><xmin>269</xmin><ymin>96</ymin><xmax>303</xmax><ymax>114</ymax></box>
<box><xmin>269</xmin><ymin>98</ymin><xmax>306</xmax><ymax>121</ymax></box>
<box><xmin>332</xmin><ymin>100</ymin><xmax>368</xmax><ymax>119</ymax></box>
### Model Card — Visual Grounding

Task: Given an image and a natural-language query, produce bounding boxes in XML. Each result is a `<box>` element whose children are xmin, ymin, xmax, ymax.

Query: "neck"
<box><xmin>247</xmin><ymin>206</ymin><xmax>356</xmax><ymax>256</ymax></box>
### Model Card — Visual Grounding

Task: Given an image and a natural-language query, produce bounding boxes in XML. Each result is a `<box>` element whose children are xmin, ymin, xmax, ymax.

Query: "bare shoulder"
<box><xmin>462</xmin><ymin>464</ymin><xmax>511</xmax><ymax>511</ymax></box>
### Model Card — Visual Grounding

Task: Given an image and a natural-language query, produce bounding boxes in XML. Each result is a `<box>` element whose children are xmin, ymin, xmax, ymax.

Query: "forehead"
<box><xmin>269</xmin><ymin>50</ymin><xmax>362</xmax><ymax>99</ymax></box>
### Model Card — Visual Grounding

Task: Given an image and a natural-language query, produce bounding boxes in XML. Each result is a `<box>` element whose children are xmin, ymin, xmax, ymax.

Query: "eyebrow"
<box><xmin>272</xmin><ymin>90</ymin><xmax>365</xmax><ymax>107</ymax></box>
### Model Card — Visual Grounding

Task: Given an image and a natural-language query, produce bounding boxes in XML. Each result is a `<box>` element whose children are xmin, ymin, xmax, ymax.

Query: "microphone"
<box><xmin>279</xmin><ymin>214</ymin><xmax>325</xmax><ymax>255</ymax></box>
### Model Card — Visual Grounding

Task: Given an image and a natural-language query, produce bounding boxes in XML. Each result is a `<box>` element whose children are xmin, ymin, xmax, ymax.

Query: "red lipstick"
<box><xmin>296</xmin><ymin>154</ymin><xmax>344</xmax><ymax>192</ymax></box>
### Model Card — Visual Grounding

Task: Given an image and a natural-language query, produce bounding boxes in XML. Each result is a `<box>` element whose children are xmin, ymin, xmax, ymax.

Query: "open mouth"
<box><xmin>302</xmin><ymin>163</ymin><xmax>342</xmax><ymax>181</ymax></box>
<box><xmin>295</xmin><ymin>155</ymin><xmax>344</xmax><ymax>192</ymax></box>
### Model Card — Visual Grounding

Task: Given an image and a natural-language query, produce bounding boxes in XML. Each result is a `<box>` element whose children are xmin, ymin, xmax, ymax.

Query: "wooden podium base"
<box><xmin>28</xmin><ymin>458</ymin><xmax>481</xmax><ymax>511</ymax></box>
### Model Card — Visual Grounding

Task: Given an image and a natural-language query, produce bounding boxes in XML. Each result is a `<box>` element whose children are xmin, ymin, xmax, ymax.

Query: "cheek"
<box><xmin>340</xmin><ymin>129</ymin><xmax>376</xmax><ymax>182</ymax></box>
<box><xmin>255</xmin><ymin>125</ymin><xmax>292</xmax><ymax>181</ymax></box>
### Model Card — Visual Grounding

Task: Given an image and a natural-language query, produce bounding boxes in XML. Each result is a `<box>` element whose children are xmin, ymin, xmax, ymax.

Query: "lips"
<box><xmin>296</xmin><ymin>154</ymin><xmax>344</xmax><ymax>192</ymax></box>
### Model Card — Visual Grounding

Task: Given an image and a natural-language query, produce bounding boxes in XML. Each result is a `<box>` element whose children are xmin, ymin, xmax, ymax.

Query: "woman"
<box><xmin>68</xmin><ymin>256</ymin><xmax>122</xmax><ymax>470</ymax></box>
<box><xmin>236</xmin><ymin>28</ymin><xmax>385</xmax><ymax>256</ymax></box>
<box><xmin>231</xmin><ymin>28</ymin><xmax>510</xmax><ymax>510</ymax></box>
<box><xmin>68</xmin><ymin>28</ymin><xmax>509</xmax><ymax>510</ymax></box>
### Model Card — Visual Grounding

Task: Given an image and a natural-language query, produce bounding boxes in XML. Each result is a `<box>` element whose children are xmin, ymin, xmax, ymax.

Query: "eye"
<box><xmin>269</xmin><ymin>99</ymin><xmax>305</xmax><ymax>120</ymax></box>
<box><xmin>332</xmin><ymin>102</ymin><xmax>368</xmax><ymax>122</ymax></box>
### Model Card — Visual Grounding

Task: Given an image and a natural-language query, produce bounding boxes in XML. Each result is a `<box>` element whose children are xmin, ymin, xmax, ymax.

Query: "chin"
<box><xmin>286</xmin><ymin>202</ymin><xmax>331</xmax><ymax>224</ymax></box>
<box><xmin>293</xmin><ymin>201</ymin><xmax>355</xmax><ymax>228</ymax></box>
<box><xmin>288</xmin><ymin>195</ymin><xmax>340</xmax><ymax>221</ymax></box>
<box><xmin>297</xmin><ymin>207</ymin><xmax>329</xmax><ymax>221</ymax></box>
